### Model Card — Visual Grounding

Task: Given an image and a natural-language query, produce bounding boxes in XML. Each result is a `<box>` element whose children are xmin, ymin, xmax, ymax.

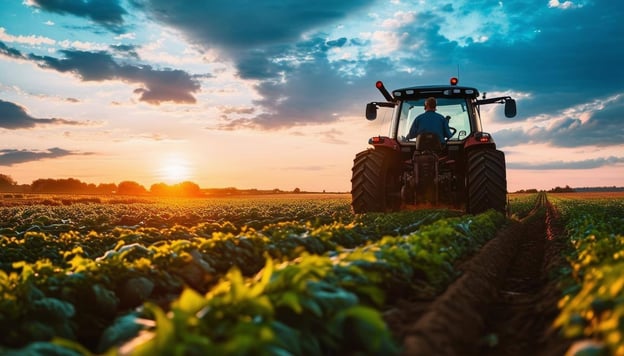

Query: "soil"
<box><xmin>384</xmin><ymin>195</ymin><xmax>574</xmax><ymax>355</ymax></box>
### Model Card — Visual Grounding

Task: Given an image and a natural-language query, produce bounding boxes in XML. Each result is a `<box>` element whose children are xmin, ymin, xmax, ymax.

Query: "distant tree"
<box><xmin>550</xmin><ymin>185</ymin><xmax>575</xmax><ymax>193</ymax></box>
<box><xmin>31</xmin><ymin>178</ymin><xmax>88</xmax><ymax>193</ymax></box>
<box><xmin>31</xmin><ymin>178</ymin><xmax>51</xmax><ymax>193</ymax></box>
<box><xmin>293</xmin><ymin>187</ymin><xmax>301</xmax><ymax>193</ymax></box>
<box><xmin>150</xmin><ymin>182</ymin><xmax>169</xmax><ymax>196</ymax></box>
<box><xmin>96</xmin><ymin>183</ymin><xmax>117</xmax><ymax>194</ymax></box>
<box><xmin>178</xmin><ymin>181</ymin><xmax>201</xmax><ymax>197</ymax></box>
<box><xmin>65</xmin><ymin>178</ymin><xmax>87</xmax><ymax>192</ymax></box>
<box><xmin>0</xmin><ymin>174</ymin><xmax>16</xmax><ymax>191</ymax></box>
<box><xmin>513</xmin><ymin>188</ymin><xmax>538</xmax><ymax>194</ymax></box>
<box><xmin>117</xmin><ymin>181</ymin><xmax>147</xmax><ymax>195</ymax></box>
<box><xmin>150</xmin><ymin>181</ymin><xmax>202</xmax><ymax>197</ymax></box>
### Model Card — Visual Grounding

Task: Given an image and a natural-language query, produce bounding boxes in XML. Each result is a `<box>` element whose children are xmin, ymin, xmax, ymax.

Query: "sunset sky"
<box><xmin>0</xmin><ymin>0</ymin><xmax>622</xmax><ymax>192</ymax></box>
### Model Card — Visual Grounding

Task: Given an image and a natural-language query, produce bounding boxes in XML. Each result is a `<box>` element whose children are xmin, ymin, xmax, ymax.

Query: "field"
<box><xmin>0</xmin><ymin>192</ymin><xmax>622</xmax><ymax>355</ymax></box>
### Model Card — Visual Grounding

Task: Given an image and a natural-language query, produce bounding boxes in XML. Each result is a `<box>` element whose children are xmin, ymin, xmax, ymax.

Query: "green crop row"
<box><xmin>0</xmin><ymin>197</ymin><xmax>355</xmax><ymax>236</ymax></box>
<box><xmin>0</xmin><ymin>197</ymin><xmax>505</xmax><ymax>355</ymax></box>
<box><xmin>550</xmin><ymin>196</ymin><xmax>624</xmax><ymax>354</ymax></box>
<box><xmin>507</xmin><ymin>192</ymin><xmax>540</xmax><ymax>219</ymax></box>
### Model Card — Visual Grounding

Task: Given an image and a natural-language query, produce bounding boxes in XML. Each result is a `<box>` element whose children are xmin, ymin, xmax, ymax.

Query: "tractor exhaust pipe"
<box><xmin>376</xmin><ymin>81</ymin><xmax>394</xmax><ymax>102</ymax></box>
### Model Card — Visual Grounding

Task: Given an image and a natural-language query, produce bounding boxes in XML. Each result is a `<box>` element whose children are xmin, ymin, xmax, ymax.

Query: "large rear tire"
<box><xmin>466</xmin><ymin>149</ymin><xmax>507</xmax><ymax>214</ymax></box>
<box><xmin>351</xmin><ymin>149</ymin><xmax>401</xmax><ymax>213</ymax></box>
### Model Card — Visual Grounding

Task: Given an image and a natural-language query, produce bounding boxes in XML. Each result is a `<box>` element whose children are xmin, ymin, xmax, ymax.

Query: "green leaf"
<box><xmin>276</xmin><ymin>291</ymin><xmax>302</xmax><ymax>314</ymax></box>
<box><xmin>299</xmin><ymin>297</ymin><xmax>322</xmax><ymax>317</ymax></box>
<box><xmin>333</xmin><ymin>305</ymin><xmax>399</xmax><ymax>354</ymax></box>
<box><xmin>250</xmin><ymin>256</ymin><xmax>273</xmax><ymax>297</ymax></box>
<box><xmin>173</xmin><ymin>288</ymin><xmax>208</xmax><ymax>315</ymax></box>
<box><xmin>131</xmin><ymin>303</ymin><xmax>174</xmax><ymax>355</ymax></box>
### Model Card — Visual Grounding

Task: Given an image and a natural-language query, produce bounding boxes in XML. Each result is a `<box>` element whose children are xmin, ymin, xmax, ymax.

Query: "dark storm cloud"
<box><xmin>0</xmin><ymin>147</ymin><xmax>89</xmax><ymax>166</ymax></box>
<box><xmin>134</xmin><ymin>0</ymin><xmax>375</xmax><ymax>50</ymax></box>
<box><xmin>129</xmin><ymin>0</ymin><xmax>379</xmax><ymax>129</ymax></box>
<box><xmin>215</xmin><ymin>37</ymin><xmax>390</xmax><ymax>130</ymax></box>
<box><xmin>27</xmin><ymin>50</ymin><xmax>200</xmax><ymax>104</ymax></box>
<box><xmin>508</xmin><ymin>156</ymin><xmax>624</xmax><ymax>170</ymax></box>
<box><xmin>110</xmin><ymin>44</ymin><xmax>139</xmax><ymax>58</ymax></box>
<box><xmin>0</xmin><ymin>99</ymin><xmax>83</xmax><ymax>129</ymax></box>
<box><xmin>0</xmin><ymin>41</ymin><xmax>26</xmax><ymax>59</ymax></box>
<box><xmin>28</xmin><ymin>0</ymin><xmax>128</xmax><ymax>32</ymax></box>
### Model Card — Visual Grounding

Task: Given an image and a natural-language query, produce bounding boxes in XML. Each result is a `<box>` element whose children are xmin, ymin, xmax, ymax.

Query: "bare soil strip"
<box><xmin>385</xmin><ymin>195</ymin><xmax>572</xmax><ymax>355</ymax></box>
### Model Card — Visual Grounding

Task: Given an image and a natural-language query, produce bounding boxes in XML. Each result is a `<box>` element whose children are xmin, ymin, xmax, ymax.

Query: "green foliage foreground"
<box><xmin>551</xmin><ymin>196</ymin><xmax>624</xmax><ymax>355</ymax></box>
<box><xmin>0</xmin><ymin>197</ymin><xmax>506</xmax><ymax>355</ymax></box>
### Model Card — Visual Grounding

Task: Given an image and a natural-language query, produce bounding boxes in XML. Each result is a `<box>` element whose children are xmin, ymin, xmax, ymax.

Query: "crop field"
<box><xmin>0</xmin><ymin>192</ymin><xmax>622</xmax><ymax>355</ymax></box>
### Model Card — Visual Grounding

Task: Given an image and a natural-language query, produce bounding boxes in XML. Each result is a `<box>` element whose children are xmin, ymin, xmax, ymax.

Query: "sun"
<box><xmin>163</xmin><ymin>163</ymin><xmax>190</xmax><ymax>183</ymax></box>
<box><xmin>157</xmin><ymin>156</ymin><xmax>192</xmax><ymax>184</ymax></box>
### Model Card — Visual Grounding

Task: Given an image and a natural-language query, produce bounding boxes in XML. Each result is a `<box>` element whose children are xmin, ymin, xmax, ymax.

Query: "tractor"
<box><xmin>351</xmin><ymin>78</ymin><xmax>517</xmax><ymax>214</ymax></box>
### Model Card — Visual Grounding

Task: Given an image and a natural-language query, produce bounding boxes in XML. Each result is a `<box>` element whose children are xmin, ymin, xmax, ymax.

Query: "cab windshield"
<box><xmin>397</xmin><ymin>98</ymin><xmax>472</xmax><ymax>141</ymax></box>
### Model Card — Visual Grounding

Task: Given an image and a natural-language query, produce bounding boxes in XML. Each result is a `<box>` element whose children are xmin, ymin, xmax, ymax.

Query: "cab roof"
<box><xmin>391</xmin><ymin>85</ymin><xmax>480</xmax><ymax>100</ymax></box>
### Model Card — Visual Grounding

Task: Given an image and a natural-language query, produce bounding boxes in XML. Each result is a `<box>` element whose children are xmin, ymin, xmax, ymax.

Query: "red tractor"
<box><xmin>351</xmin><ymin>78</ymin><xmax>517</xmax><ymax>214</ymax></box>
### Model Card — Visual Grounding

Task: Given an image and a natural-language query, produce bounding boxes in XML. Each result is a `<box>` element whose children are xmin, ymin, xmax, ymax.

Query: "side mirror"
<box><xmin>504</xmin><ymin>99</ymin><xmax>517</xmax><ymax>118</ymax></box>
<box><xmin>365</xmin><ymin>103</ymin><xmax>377</xmax><ymax>121</ymax></box>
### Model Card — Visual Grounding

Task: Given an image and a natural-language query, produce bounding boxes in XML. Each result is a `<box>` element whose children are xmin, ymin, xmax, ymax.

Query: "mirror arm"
<box><xmin>475</xmin><ymin>96</ymin><xmax>512</xmax><ymax>105</ymax></box>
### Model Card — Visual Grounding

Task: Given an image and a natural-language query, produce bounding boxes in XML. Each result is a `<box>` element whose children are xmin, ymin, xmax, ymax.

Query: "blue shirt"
<box><xmin>406</xmin><ymin>110</ymin><xmax>453</xmax><ymax>144</ymax></box>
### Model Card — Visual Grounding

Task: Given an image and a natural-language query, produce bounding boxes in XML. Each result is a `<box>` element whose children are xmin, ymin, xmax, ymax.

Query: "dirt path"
<box><xmin>384</xmin><ymin>194</ymin><xmax>572</xmax><ymax>355</ymax></box>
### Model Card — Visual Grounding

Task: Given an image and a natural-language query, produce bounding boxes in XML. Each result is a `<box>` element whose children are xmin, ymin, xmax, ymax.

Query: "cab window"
<box><xmin>397</xmin><ymin>98</ymin><xmax>472</xmax><ymax>141</ymax></box>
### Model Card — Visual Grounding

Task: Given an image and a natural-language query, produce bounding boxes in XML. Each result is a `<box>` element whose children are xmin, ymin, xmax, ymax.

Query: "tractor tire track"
<box><xmin>385</xmin><ymin>193</ymin><xmax>572</xmax><ymax>355</ymax></box>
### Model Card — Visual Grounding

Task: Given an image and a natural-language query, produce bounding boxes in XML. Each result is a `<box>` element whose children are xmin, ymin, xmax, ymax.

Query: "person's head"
<box><xmin>424</xmin><ymin>97</ymin><xmax>437</xmax><ymax>111</ymax></box>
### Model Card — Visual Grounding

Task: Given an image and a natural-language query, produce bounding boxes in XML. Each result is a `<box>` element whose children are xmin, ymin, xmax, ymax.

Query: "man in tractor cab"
<box><xmin>405</xmin><ymin>97</ymin><xmax>453</xmax><ymax>145</ymax></box>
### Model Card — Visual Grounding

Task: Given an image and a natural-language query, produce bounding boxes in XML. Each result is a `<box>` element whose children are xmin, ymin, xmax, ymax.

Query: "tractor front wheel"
<box><xmin>351</xmin><ymin>149</ymin><xmax>401</xmax><ymax>213</ymax></box>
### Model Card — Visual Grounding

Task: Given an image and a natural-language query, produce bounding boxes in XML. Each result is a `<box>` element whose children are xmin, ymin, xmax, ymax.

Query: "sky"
<box><xmin>0</xmin><ymin>0</ymin><xmax>622</xmax><ymax>193</ymax></box>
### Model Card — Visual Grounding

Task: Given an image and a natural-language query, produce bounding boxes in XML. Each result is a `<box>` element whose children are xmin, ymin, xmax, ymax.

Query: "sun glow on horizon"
<box><xmin>156</xmin><ymin>154</ymin><xmax>193</xmax><ymax>184</ymax></box>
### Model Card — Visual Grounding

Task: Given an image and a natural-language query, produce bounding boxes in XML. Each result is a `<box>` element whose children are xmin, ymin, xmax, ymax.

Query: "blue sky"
<box><xmin>0</xmin><ymin>0</ymin><xmax>622</xmax><ymax>191</ymax></box>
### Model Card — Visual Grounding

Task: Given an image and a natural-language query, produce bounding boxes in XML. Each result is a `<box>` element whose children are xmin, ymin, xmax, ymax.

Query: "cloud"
<box><xmin>494</xmin><ymin>94</ymin><xmax>624</xmax><ymax>148</ymax></box>
<box><xmin>548</xmin><ymin>0</ymin><xmax>585</xmax><ymax>10</ymax></box>
<box><xmin>0</xmin><ymin>99</ymin><xmax>84</xmax><ymax>129</ymax></box>
<box><xmin>26</xmin><ymin>0</ymin><xmax>128</xmax><ymax>32</ymax></box>
<box><xmin>23</xmin><ymin>49</ymin><xmax>201</xmax><ymax>104</ymax></box>
<box><xmin>508</xmin><ymin>156</ymin><xmax>624</xmax><ymax>170</ymax></box>
<box><xmin>457</xmin><ymin>2</ymin><xmax>622</xmax><ymax>110</ymax></box>
<box><xmin>0</xmin><ymin>27</ymin><xmax>55</xmax><ymax>46</ymax></box>
<box><xmin>0</xmin><ymin>147</ymin><xmax>91</xmax><ymax>166</ymax></box>
<box><xmin>110</xmin><ymin>44</ymin><xmax>139</xmax><ymax>58</ymax></box>
<box><xmin>130</xmin><ymin>1</ymin><xmax>381</xmax><ymax>128</ymax></box>
<box><xmin>318</xmin><ymin>128</ymin><xmax>348</xmax><ymax>145</ymax></box>
<box><xmin>136</xmin><ymin>0</ymin><xmax>375</xmax><ymax>51</ymax></box>
<box><xmin>214</xmin><ymin>37</ymin><xmax>399</xmax><ymax>130</ymax></box>
<box><xmin>0</xmin><ymin>40</ymin><xmax>26</xmax><ymax>59</ymax></box>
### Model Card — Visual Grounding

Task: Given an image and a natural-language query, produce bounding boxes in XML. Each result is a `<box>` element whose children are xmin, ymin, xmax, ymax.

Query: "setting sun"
<box><xmin>157</xmin><ymin>155</ymin><xmax>192</xmax><ymax>184</ymax></box>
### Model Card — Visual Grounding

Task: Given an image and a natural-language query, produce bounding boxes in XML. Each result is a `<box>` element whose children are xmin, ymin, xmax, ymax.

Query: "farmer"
<box><xmin>406</xmin><ymin>97</ymin><xmax>453</xmax><ymax>145</ymax></box>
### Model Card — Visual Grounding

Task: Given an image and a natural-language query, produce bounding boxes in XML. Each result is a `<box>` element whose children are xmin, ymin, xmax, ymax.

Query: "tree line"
<box><xmin>0</xmin><ymin>174</ymin><xmax>202</xmax><ymax>197</ymax></box>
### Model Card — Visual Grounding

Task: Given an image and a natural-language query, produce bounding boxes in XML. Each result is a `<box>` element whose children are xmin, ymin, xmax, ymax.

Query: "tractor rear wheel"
<box><xmin>351</xmin><ymin>149</ymin><xmax>401</xmax><ymax>213</ymax></box>
<box><xmin>466</xmin><ymin>149</ymin><xmax>507</xmax><ymax>214</ymax></box>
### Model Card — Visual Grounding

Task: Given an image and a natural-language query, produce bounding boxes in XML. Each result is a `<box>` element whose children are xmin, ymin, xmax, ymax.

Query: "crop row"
<box><xmin>0</xmin><ymin>197</ymin><xmax>355</xmax><ymax>235</ymax></box>
<box><xmin>0</xmin><ymin>196</ymin><xmax>507</xmax><ymax>355</ymax></box>
<box><xmin>507</xmin><ymin>192</ymin><xmax>540</xmax><ymax>219</ymax></box>
<box><xmin>549</xmin><ymin>195</ymin><xmax>624</xmax><ymax>354</ymax></box>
